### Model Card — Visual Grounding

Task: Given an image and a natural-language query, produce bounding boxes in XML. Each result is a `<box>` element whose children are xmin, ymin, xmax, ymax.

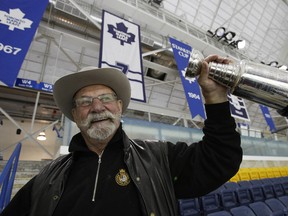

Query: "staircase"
<box><xmin>0</xmin><ymin>160</ymin><xmax>50</xmax><ymax>198</ymax></box>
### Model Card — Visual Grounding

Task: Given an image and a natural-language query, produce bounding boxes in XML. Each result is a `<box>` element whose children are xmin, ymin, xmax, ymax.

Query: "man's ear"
<box><xmin>117</xmin><ymin>100</ymin><xmax>123</xmax><ymax>114</ymax></box>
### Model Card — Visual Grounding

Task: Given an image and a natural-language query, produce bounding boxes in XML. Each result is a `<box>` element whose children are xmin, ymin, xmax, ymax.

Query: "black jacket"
<box><xmin>0</xmin><ymin>102</ymin><xmax>242</xmax><ymax>216</ymax></box>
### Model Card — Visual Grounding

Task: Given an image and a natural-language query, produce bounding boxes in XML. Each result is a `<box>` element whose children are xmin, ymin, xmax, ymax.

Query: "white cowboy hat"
<box><xmin>53</xmin><ymin>67</ymin><xmax>131</xmax><ymax>121</ymax></box>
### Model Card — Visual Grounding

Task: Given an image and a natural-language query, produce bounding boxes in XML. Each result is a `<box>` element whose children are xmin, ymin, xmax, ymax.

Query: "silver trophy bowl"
<box><xmin>185</xmin><ymin>52</ymin><xmax>288</xmax><ymax>117</ymax></box>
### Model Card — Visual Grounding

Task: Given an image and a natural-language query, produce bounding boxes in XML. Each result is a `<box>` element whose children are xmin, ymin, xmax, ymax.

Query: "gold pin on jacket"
<box><xmin>115</xmin><ymin>169</ymin><xmax>130</xmax><ymax>186</ymax></box>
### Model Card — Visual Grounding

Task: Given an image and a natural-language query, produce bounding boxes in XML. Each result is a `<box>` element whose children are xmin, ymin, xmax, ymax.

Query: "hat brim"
<box><xmin>53</xmin><ymin>67</ymin><xmax>131</xmax><ymax>121</ymax></box>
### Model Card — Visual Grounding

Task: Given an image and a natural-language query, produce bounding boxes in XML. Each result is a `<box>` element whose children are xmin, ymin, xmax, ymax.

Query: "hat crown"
<box><xmin>79</xmin><ymin>66</ymin><xmax>99</xmax><ymax>72</ymax></box>
<box><xmin>53</xmin><ymin>67</ymin><xmax>131</xmax><ymax>121</ymax></box>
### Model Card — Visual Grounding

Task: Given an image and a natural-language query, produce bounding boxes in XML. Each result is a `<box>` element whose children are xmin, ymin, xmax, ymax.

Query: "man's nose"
<box><xmin>90</xmin><ymin>98</ymin><xmax>105</xmax><ymax>112</ymax></box>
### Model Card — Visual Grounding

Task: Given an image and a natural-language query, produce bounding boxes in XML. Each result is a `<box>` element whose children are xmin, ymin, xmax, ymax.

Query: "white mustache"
<box><xmin>79</xmin><ymin>112</ymin><xmax>119</xmax><ymax>128</ymax></box>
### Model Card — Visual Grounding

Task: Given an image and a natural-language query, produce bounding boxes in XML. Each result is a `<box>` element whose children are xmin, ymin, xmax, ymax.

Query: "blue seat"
<box><xmin>265</xmin><ymin>198</ymin><xmax>288</xmax><ymax>215</ymax></box>
<box><xmin>235</xmin><ymin>187</ymin><xmax>253</xmax><ymax>205</ymax></box>
<box><xmin>249</xmin><ymin>201</ymin><xmax>276</xmax><ymax>216</ymax></box>
<box><xmin>272</xmin><ymin>182</ymin><xmax>285</xmax><ymax>197</ymax></box>
<box><xmin>278</xmin><ymin>196</ymin><xmax>288</xmax><ymax>207</ymax></box>
<box><xmin>212</xmin><ymin>184</ymin><xmax>226</xmax><ymax>193</ymax></box>
<box><xmin>262</xmin><ymin>183</ymin><xmax>275</xmax><ymax>199</ymax></box>
<box><xmin>207</xmin><ymin>210</ymin><xmax>232</xmax><ymax>216</ymax></box>
<box><xmin>237</xmin><ymin>180</ymin><xmax>252</xmax><ymax>188</ymax></box>
<box><xmin>280</xmin><ymin>177</ymin><xmax>288</xmax><ymax>183</ymax></box>
<box><xmin>224</xmin><ymin>182</ymin><xmax>239</xmax><ymax>190</ymax></box>
<box><xmin>178</xmin><ymin>198</ymin><xmax>201</xmax><ymax>216</ymax></box>
<box><xmin>261</xmin><ymin>178</ymin><xmax>273</xmax><ymax>184</ymax></box>
<box><xmin>219</xmin><ymin>189</ymin><xmax>238</xmax><ymax>210</ymax></box>
<box><xmin>230</xmin><ymin>206</ymin><xmax>256</xmax><ymax>216</ymax></box>
<box><xmin>200</xmin><ymin>192</ymin><xmax>222</xmax><ymax>214</ymax></box>
<box><xmin>270</xmin><ymin>177</ymin><xmax>282</xmax><ymax>183</ymax></box>
<box><xmin>277</xmin><ymin>177</ymin><xmax>288</xmax><ymax>195</ymax></box>
<box><xmin>250</xmin><ymin>179</ymin><xmax>263</xmax><ymax>185</ymax></box>
<box><xmin>281</xmin><ymin>181</ymin><xmax>288</xmax><ymax>194</ymax></box>
<box><xmin>249</xmin><ymin>185</ymin><xmax>265</xmax><ymax>202</ymax></box>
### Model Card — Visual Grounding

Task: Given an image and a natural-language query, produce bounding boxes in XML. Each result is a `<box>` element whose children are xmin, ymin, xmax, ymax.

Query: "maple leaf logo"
<box><xmin>181</xmin><ymin>67</ymin><xmax>196</xmax><ymax>84</ymax></box>
<box><xmin>0</xmin><ymin>8</ymin><xmax>33</xmax><ymax>31</ymax></box>
<box><xmin>107</xmin><ymin>22</ymin><xmax>135</xmax><ymax>46</ymax></box>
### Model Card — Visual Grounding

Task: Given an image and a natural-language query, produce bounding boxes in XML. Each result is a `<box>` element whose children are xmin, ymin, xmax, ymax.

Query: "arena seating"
<box><xmin>178</xmin><ymin>167</ymin><xmax>288</xmax><ymax>216</ymax></box>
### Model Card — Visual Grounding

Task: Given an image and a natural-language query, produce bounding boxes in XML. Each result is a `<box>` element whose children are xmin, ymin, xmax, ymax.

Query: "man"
<box><xmin>1</xmin><ymin>55</ymin><xmax>242</xmax><ymax>216</ymax></box>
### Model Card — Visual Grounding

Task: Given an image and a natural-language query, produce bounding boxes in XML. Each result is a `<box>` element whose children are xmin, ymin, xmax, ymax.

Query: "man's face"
<box><xmin>72</xmin><ymin>84</ymin><xmax>123</xmax><ymax>142</ymax></box>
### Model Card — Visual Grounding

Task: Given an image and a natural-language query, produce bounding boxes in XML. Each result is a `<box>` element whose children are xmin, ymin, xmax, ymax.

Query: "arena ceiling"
<box><xmin>0</xmin><ymin>0</ymin><xmax>288</xmax><ymax>139</ymax></box>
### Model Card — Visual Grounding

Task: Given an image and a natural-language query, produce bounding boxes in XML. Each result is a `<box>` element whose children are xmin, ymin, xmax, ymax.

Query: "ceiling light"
<box><xmin>269</xmin><ymin>61</ymin><xmax>278</xmax><ymax>67</ymax></box>
<box><xmin>237</xmin><ymin>40</ymin><xmax>246</xmax><ymax>49</ymax></box>
<box><xmin>215</xmin><ymin>27</ymin><xmax>226</xmax><ymax>37</ymax></box>
<box><xmin>37</xmin><ymin>131</ymin><xmax>47</xmax><ymax>141</ymax></box>
<box><xmin>279</xmin><ymin>65</ymin><xmax>287</xmax><ymax>71</ymax></box>
<box><xmin>223</xmin><ymin>31</ymin><xmax>236</xmax><ymax>41</ymax></box>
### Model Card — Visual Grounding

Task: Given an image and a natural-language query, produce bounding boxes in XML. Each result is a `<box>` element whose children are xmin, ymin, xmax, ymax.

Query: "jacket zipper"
<box><xmin>92</xmin><ymin>150</ymin><xmax>104</xmax><ymax>202</ymax></box>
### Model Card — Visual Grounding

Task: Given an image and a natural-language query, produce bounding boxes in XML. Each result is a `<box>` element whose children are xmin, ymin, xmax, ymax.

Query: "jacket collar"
<box><xmin>69</xmin><ymin>124</ymin><xmax>124</xmax><ymax>153</ymax></box>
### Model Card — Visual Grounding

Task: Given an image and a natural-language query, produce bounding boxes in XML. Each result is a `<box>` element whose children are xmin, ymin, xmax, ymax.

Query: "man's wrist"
<box><xmin>203</xmin><ymin>93</ymin><xmax>228</xmax><ymax>104</ymax></box>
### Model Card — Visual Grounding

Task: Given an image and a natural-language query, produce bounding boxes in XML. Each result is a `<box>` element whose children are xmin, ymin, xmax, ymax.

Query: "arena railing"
<box><xmin>0</xmin><ymin>143</ymin><xmax>22</xmax><ymax>213</ymax></box>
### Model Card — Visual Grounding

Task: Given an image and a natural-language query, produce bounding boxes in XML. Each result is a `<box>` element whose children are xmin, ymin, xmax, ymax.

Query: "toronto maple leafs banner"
<box><xmin>228</xmin><ymin>93</ymin><xmax>250</xmax><ymax>121</ymax></box>
<box><xmin>259</xmin><ymin>104</ymin><xmax>276</xmax><ymax>132</ymax></box>
<box><xmin>0</xmin><ymin>0</ymin><xmax>48</xmax><ymax>87</ymax></box>
<box><xmin>99</xmin><ymin>10</ymin><xmax>146</xmax><ymax>103</ymax></box>
<box><xmin>169</xmin><ymin>37</ymin><xmax>206</xmax><ymax>119</ymax></box>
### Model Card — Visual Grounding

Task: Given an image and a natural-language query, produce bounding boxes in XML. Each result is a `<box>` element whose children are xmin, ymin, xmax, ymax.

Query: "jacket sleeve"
<box><xmin>0</xmin><ymin>177</ymin><xmax>35</xmax><ymax>216</ymax></box>
<box><xmin>167</xmin><ymin>101</ymin><xmax>242</xmax><ymax>198</ymax></box>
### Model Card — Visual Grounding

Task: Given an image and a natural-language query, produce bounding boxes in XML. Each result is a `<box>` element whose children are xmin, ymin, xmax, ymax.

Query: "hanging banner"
<box><xmin>259</xmin><ymin>104</ymin><xmax>276</xmax><ymax>132</ymax></box>
<box><xmin>228</xmin><ymin>93</ymin><xmax>250</xmax><ymax>121</ymax></box>
<box><xmin>99</xmin><ymin>10</ymin><xmax>146</xmax><ymax>103</ymax></box>
<box><xmin>0</xmin><ymin>0</ymin><xmax>49</xmax><ymax>87</ymax></box>
<box><xmin>169</xmin><ymin>37</ymin><xmax>206</xmax><ymax>119</ymax></box>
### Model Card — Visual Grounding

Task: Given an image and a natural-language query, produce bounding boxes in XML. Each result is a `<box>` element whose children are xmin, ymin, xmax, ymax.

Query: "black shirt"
<box><xmin>52</xmin><ymin>128</ymin><xmax>143</xmax><ymax>216</ymax></box>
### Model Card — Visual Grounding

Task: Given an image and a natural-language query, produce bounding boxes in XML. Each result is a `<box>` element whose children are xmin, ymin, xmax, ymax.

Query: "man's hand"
<box><xmin>197</xmin><ymin>55</ymin><xmax>232</xmax><ymax>104</ymax></box>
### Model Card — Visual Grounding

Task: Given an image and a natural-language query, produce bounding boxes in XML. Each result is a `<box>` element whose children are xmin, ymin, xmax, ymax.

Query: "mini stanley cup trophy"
<box><xmin>185</xmin><ymin>50</ymin><xmax>288</xmax><ymax>117</ymax></box>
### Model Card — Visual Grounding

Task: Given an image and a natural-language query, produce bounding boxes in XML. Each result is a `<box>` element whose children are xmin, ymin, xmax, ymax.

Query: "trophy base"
<box><xmin>277</xmin><ymin>106</ymin><xmax>288</xmax><ymax>117</ymax></box>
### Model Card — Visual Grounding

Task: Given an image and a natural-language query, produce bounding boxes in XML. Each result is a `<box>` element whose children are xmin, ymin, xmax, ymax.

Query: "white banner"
<box><xmin>99</xmin><ymin>10</ymin><xmax>146</xmax><ymax>103</ymax></box>
<box><xmin>228</xmin><ymin>93</ymin><xmax>250</xmax><ymax>122</ymax></box>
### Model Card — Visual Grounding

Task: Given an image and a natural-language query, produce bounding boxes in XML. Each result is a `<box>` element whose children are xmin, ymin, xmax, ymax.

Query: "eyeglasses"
<box><xmin>74</xmin><ymin>93</ymin><xmax>118</xmax><ymax>107</ymax></box>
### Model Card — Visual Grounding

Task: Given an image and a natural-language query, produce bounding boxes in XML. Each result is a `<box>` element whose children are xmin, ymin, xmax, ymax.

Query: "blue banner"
<box><xmin>99</xmin><ymin>10</ymin><xmax>146</xmax><ymax>103</ymax></box>
<box><xmin>259</xmin><ymin>104</ymin><xmax>276</xmax><ymax>132</ymax></box>
<box><xmin>169</xmin><ymin>37</ymin><xmax>206</xmax><ymax>119</ymax></box>
<box><xmin>15</xmin><ymin>78</ymin><xmax>53</xmax><ymax>93</ymax></box>
<box><xmin>0</xmin><ymin>0</ymin><xmax>49</xmax><ymax>87</ymax></box>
